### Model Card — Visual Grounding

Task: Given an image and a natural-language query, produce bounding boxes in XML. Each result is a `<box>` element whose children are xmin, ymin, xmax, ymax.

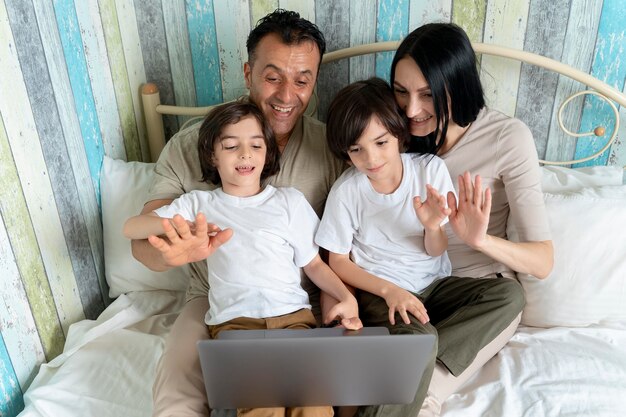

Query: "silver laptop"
<box><xmin>197</xmin><ymin>327</ymin><xmax>435</xmax><ymax>408</ymax></box>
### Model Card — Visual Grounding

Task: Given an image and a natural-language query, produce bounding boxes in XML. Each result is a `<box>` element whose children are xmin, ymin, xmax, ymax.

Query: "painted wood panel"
<box><xmin>163</xmin><ymin>0</ymin><xmax>197</xmax><ymax>128</ymax></box>
<box><xmin>251</xmin><ymin>0</ymin><xmax>278</xmax><ymax>26</ymax></box>
<box><xmin>574</xmin><ymin>0</ymin><xmax>626</xmax><ymax>167</ymax></box>
<box><xmin>213</xmin><ymin>0</ymin><xmax>251</xmax><ymax>101</ymax></box>
<box><xmin>544</xmin><ymin>0</ymin><xmax>603</xmax><ymax>164</ymax></box>
<box><xmin>52</xmin><ymin>0</ymin><xmax>105</xmax><ymax>198</ymax></box>
<box><xmin>481</xmin><ymin>0</ymin><xmax>530</xmax><ymax>117</ymax></box>
<box><xmin>99</xmin><ymin>0</ymin><xmax>142</xmax><ymax>162</ymax></box>
<box><xmin>316</xmin><ymin>0</ymin><xmax>350</xmax><ymax>122</ymax></box>
<box><xmin>135</xmin><ymin>0</ymin><xmax>179</xmax><ymax>140</ymax></box>
<box><xmin>280</xmin><ymin>0</ymin><xmax>315</xmax><ymax>23</ymax></box>
<box><xmin>0</xmin><ymin>330</ymin><xmax>24</xmax><ymax>417</ymax></box>
<box><xmin>0</xmin><ymin>1</ymin><xmax>67</xmax><ymax>360</ymax></box>
<box><xmin>6</xmin><ymin>0</ymin><xmax>103</xmax><ymax>322</ymax></box>
<box><xmin>0</xmin><ymin>204</ymin><xmax>45</xmax><ymax>391</ymax></box>
<box><xmin>451</xmin><ymin>0</ymin><xmax>486</xmax><ymax>43</ymax></box>
<box><xmin>376</xmin><ymin>0</ymin><xmax>410</xmax><ymax>81</ymax></box>
<box><xmin>75</xmin><ymin>0</ymin><xmax>126</xmax><ymax>161</ymax></box>
<box><xmin>610</xmin><ymin>79</ymin><xmax>626</xmax><ymax>167</ymax></box>
<box><xmin>349</xmin><ymin>0</ymin><xmax>376</xmax><ymax>83</ymax></box>
<box><xmin>186</xmin><ymin>0</ymin><xmax>223</xmax><ymax>107</ymax></box>
<box><xmin>32</xmin><ymin>0</ymin><xmax>107</xmax><ymax>309</ymax></box>
<box><xmin>115</xmin><ymin>0</ymin><xmax>150</xmax><ymax>162</ymax></box>
<box><xmin>515</xmin><ymin>0</ymin><xmax>571</xmax><ymax>159</ymax></box>
<box><xmin>1</xmin><ymin>2</ymin><xmax>624</xmax><ymax>414</ymax></box>
<box><xmin>409</xmin><ymin>0</ymin><xmax>451</xmax><ymax>29</ymax></box>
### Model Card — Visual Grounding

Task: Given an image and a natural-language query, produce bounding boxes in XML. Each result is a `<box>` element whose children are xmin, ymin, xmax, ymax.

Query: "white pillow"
<box><xmin>517</xmin><ymin>184</ymin><xmax>626</xmax><ymax>327</ymax></box>
<box><xmin>101</xmin><ymin>156</ymin><xmax>189</xmax><ymax>298</ymax></box>
<box><xmin>541</xmin><ymin>165</ymin><xmax>623</xmax><ymax>193</ymax></box>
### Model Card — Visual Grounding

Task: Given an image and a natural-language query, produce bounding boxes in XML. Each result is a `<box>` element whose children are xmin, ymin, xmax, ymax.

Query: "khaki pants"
<box><xmin>152</xmin><ymin>304</ymin><xmax>332</xmax><ymax>417</ymax></box>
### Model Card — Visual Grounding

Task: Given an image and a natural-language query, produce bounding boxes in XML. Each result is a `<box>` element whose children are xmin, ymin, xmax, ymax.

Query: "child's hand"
<box><xmin>147</xmin><ymin>213</ymin><xmax>233</xmax><ymax>266</ymax></box>
<box><xmin>324</xmin><ymin>295</ymin><xmax>362</xmax><ymax>330</ymax></box>
<box><xmin>384</xmin><ymin>284</ymin><xmax>429</xmax><ymax>325</ymax></box>
<box><xmin>413</xmin><ymin>184</ymin><xmax>451</xmax><ymax>231</ymax></box>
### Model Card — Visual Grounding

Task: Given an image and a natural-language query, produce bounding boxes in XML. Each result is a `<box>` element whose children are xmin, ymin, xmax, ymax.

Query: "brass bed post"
<box><xmin>141</xmin><ymin>83</ymin><xmax>166</xmax><ymax>162</ymax></box>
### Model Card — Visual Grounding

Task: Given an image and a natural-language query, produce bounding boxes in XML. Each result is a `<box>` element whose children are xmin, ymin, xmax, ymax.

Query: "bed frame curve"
<box><xmin>141</xmin><ymin>42</ymin><xmax>626</xmax><ymax>166</ymax></box>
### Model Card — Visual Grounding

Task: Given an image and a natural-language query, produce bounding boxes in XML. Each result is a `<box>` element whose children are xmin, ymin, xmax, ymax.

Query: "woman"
<box><xmin>358</xmin><ymin>23</ymin><xmax>554</xmax><ymax>417</ymax></box>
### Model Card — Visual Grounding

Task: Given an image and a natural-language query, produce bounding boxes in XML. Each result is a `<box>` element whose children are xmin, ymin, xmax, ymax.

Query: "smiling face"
<box><xmin>244</xmin><ymin>33</ymin><xmax>320</xmax><ymax>147</ymax></box>
<box><xmin>393</xmin><ymin>57</ymin><xmax>438</xmax><ymax>138</ymax></box>
<box><xmin>211</xmin><ymin>116</ymin><xmax>267</xmax><ymax>197</ymax></box>
<box><xmin>347</xmin><ymin>116</ymin><xmax>403</xmax><ymax>194</ymax></box>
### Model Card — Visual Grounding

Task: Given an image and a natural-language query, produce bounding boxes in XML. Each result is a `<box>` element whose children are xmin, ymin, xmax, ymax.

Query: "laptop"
<box><xmin>197</xmin><ymin>327</ymin><xmax>435</xmax><ymax>408</ymax></box>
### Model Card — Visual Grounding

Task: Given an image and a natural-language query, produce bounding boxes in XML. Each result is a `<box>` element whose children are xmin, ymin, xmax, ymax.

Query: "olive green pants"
<box><xmin>355</xmin><ymin>276</ymin><xmax>525</xmax><ymax>417</ymax></box>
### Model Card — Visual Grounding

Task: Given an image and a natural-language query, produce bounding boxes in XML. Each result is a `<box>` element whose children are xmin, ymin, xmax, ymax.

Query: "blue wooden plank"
<box><xmin>8</xmin><ymin>0</ymin><xmax>103</xmax><ymax>322</ymax></box>
<box><xmin>52</xmin><ymin>0</ymin><xmax>104</xmax><ymax>201</ymax></box>
<box><xmin>186</xmin><ymin>0</ymin><xmax>223</xmax><ymax>106</ymax></box>
<box><xmin>574</xmin><ymin>0</ymin><xmax>626</xmax><ymax>167</ymax></box>
<box><xmin>376</xmin><ymin>0</ymin><xmax>409</xmax><ymax>82</ymax></box>
<box><xmin>0</xmin><ymin>332</ymin><xmax>24</xmax><ymax>417</ymax></box>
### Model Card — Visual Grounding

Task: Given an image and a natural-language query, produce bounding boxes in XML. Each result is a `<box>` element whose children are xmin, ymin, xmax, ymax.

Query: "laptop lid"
<box><xmin>197</xmin><ymin>327</ymin><xmax>435</xmax><ymax>408</ymax></box>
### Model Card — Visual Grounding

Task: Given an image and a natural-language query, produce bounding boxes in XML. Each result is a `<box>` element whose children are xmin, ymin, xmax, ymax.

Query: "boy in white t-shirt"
<box><xmin>315</xmin><ymin>78</ymin><xmax>455</xmax><ymax>414</ymax></box>
<box><xmin>124</xmin><ymin>101</ymin><xmax>360</xmax><ymax>417</ymax></box>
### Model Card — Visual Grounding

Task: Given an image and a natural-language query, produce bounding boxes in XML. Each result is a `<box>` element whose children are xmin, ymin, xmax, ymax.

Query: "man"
<box><xmin>131</xmin><ymin>10</ymin><xmax>348</xmax><ymax>417</ymax></box>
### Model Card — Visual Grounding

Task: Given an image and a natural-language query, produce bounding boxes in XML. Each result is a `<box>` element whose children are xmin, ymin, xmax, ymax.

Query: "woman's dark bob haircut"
<box><xmin>326</xmin><ymin>77</ymin><xmax>409</xmax><ymax>161</ymax></box>
<box><xmin>391</xmin><ymin>23</ymin><xmax>485</xmax><ymax>154</ymax></box>
<box><xmin>198</xmin><ymin>99</ymin><xmax>280</xmax><ymax>185</ymax></box>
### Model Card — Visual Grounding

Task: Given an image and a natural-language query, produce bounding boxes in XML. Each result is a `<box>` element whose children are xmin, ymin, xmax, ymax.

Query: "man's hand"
<box><xmin>147</xmin><ymin>212</ymin><xmax>233</xmax><ymax>267</ymax></box>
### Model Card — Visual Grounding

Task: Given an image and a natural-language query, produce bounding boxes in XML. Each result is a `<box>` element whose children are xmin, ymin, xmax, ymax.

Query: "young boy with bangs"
<box><xmin>125</xmin><ymin>100</ymin><xmax>360</xmax><ymax>417</ymax></box>
<box><xmin>315</xmin><ymin>77</ymin><xmax>456</xmax><ymax>415</ymax></box>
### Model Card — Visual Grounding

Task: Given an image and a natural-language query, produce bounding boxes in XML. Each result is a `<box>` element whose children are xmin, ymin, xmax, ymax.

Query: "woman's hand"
<box><xmin>447</xmin><ymin>171</ymin><xmax>491</xmax><ymax>249</ymax></box>
<box><xmin>147</xmin><ymin>212</ymin><xmax>233</xmax><ymax>266</ymax></box>
<box><xmin>413</xmin><ymin>184</ymin><xmax>451</xmax><ymax>231</ymax></box>
<box><xmin>383</xmin><ymin>284</ymin><xmax>429</xmax><ymax>325</ymax></box>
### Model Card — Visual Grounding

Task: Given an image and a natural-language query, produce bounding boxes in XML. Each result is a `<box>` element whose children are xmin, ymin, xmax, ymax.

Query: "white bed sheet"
<box><xmin>19</xmin><ymin>291</ymin><xmax>626</xmax><ymax>417</ymax></box>
<box><xmin>441</xmin><ymin>323</ymin><xmax>626</xmax><ymax>417</ymax></box>
<box><xmin>19</xmin><ymin>291</ymin><xmax>185</xmax><ymax>417</ymax></box>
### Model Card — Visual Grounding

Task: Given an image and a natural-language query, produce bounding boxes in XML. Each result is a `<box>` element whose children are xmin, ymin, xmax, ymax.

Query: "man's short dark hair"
<box><xmin>326</xmin><ymin>78</ymin><xmax>409</xmax><ymax>162</ymax></box>
<box><xmin>246</xmin><ymin>9</ymin><xmax>326</xmax><ymax>67</ymax></box>
<box><xmin>198</xmin><ymin>99</ymin><xmax>280</xmax><ymax>185</ymax></box>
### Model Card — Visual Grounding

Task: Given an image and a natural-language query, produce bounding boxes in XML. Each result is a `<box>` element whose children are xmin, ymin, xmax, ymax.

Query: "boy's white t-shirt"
<box><xmin>154</xmin><ymin>185</ymin><xmax>320</xmax><ymax>325</ymax></box>
<box><xmin>316</xmin><ymin>153</ymin><xmax>455</xmax><ymax>294</ymax></box>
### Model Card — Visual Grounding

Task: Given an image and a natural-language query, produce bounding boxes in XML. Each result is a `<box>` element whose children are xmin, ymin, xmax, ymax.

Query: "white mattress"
<box><xmin>19</xmin><ymin>291</ymin><xmax>626</xmax><ymax>417</ymax></box>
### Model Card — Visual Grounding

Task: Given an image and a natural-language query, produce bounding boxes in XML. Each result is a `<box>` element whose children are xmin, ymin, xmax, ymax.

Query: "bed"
<box><xmin>18</xmin><ymin>42</ymin><xmax>626</xmax><ymax>417</ymax></box>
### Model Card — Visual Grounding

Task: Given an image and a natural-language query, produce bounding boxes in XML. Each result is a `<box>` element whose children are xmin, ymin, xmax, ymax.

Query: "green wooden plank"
<box><xmin>451</xmin><ymin>0</ymin><xmax>487</xmax><ymax>43</ymax></box>
<box><xmin>99</xmin><ymin>0</ymin><xmax>142</xmax><ymax>162</ymax></box>
<box><xmin>115</xmin><ymin>0</ymin><xmax>149</xmax><ymax>162</ymax></box>
<box><xmin>0</xmin><ymin>111</ymin><xmax>64</xmax><ymax>362</ymax></box>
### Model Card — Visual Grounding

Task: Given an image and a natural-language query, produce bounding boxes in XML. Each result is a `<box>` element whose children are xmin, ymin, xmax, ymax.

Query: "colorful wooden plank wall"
<box><xmin>0</xmin><ymin>1</ymin><xmax>624</xmax><ymax>415</ymax></box>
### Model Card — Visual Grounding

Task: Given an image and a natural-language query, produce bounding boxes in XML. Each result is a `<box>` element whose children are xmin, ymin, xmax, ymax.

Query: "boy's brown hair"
<box><xmin>326</xmin><ymin>77</ymin><xmax>409</xmax><ymax>161</ymax></box>
<box><xmin>198</xmin><ymin>99</ymin><xmax>280</xmax><ymax>184</ymax></box>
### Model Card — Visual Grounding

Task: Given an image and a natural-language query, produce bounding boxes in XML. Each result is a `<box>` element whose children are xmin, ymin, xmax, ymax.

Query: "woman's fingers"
<box><xmin>474</xmin><ymin>174</ymin><xmax>482</xmax><ymax>206</ymax></box>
